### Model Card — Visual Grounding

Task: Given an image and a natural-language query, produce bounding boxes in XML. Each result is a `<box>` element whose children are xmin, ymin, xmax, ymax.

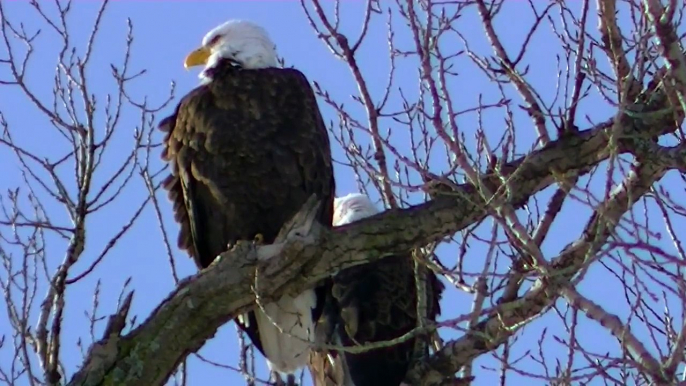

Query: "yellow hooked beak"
<box><xmin>184</xmin><ymin>46</ymin><xmax>211</xmax><ymax>69</ymax></box>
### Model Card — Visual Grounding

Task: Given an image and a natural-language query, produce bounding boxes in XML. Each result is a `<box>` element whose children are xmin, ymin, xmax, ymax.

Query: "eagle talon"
<box><xmin>253</xmin><ymin>233</ymin><xmax>265</xmax><ymax>246</ymax></box>
<box><xmin>229</xmin><ymin>240</ymin><xmax>253</xmax><ymax>252</ymax></box>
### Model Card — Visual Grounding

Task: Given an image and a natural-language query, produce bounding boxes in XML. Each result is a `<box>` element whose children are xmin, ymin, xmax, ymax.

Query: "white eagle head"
<box><xmin>183</xmin><ymin>20</ymin><xmax>278</xmax><ymax>82</ymax></box>
<box><xmin>333</xmin><ymin>193</ymin><xmax>380</xmax><ymax>226</ymax></box>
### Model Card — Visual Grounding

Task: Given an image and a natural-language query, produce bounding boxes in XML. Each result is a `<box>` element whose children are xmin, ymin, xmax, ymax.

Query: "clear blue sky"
<box><xmin>1</xmin><ymin>1</ymin><xmax>682</xmax><ymax>385</ymax></box>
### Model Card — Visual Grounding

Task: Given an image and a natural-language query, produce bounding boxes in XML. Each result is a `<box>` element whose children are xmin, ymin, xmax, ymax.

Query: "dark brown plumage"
<box><xmin>158</xmin><ymin>58</ymin><xmax>335</xmax><ymax>368</ymax></box>
<box><xmin>333</xmin><ymin>254</ymin><xmax>443</xmax><ymax>386</ymax></box>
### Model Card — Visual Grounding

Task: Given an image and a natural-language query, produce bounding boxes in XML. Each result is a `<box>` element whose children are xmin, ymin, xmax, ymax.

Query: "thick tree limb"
<box><xmin>67</xmin><ymin>102</ymin><xmax>681</xmax><ymax>386</ymax></box>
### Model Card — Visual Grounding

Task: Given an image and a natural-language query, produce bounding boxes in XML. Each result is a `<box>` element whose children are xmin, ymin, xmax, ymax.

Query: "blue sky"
<box><xmin>1</xmin><ymin>1</ymin><xmax>684</xmax><ymax>385</ymax></box>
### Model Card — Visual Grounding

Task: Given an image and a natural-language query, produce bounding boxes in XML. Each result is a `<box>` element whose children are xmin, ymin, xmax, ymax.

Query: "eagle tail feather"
<box><xmin>254</xmin><ymin>289</ymin><xmax>317</xmax><ymax>374</ymax></box>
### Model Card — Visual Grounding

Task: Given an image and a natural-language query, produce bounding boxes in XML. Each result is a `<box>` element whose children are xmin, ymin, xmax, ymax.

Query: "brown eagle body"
<box><xmin>332</xmin><ymin>251</ymin><xmax>444</xmax><ymax>386</ymax></box>
<box><xmin>159</xmin><ymin>58</ymin><xmax>335</xmax><ymax>372</ymax></box>
<box><xmin>324</xmin><ymin>194</ymin><xmax>444</xmax><ymax>386</ymax></box>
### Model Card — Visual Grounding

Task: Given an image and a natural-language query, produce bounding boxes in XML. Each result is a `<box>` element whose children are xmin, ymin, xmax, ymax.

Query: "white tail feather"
<box><xmin>255</xmin><ymin>289</ymin><xmax>317</xmax><ymax>374</ymax></box>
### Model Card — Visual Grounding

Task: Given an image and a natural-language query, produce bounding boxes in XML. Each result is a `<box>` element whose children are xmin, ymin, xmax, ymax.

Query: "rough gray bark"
<box><xmin>66</xmin><ymin>88</ymin><xmax>683</xmax><ymax>385</ymax></box>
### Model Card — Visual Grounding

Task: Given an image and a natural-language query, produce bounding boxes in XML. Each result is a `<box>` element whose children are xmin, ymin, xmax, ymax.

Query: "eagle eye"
<box><xmin>208</xmin><ymin>35</ymin><xmax>221</xmax><ymax>46</ymax></box>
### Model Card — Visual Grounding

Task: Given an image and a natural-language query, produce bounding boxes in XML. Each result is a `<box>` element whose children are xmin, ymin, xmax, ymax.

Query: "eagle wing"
<box><xmin>159</xmin><ymin>63</ymin><xmax>335</xmax><ymax>370</ymax></box>
<box><xmin>331</xmin><ymin>255</ymin><xmax>444</xmax><ymax>386</ymax></box>
<box><xmin>160</xmin><ymin>65</ymin><xmax>335</xmax><ymax>265</ymax></box>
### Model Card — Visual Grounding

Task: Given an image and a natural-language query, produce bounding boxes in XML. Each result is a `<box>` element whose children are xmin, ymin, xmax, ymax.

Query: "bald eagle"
<box><xmin>328</xmin><ymin>193</ymin><xmax>444</xmax><ymax>386</ymax></box>
<box><xmin>158</xmin><ymin>20</ymin><xmax>335</xmax><ymax>377</ymax></box>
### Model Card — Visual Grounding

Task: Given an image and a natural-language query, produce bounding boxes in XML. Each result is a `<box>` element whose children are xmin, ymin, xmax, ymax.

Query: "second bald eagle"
<box><xmin>327</xmin><ymin>193</ymin><xmax>444</xmax><ymax>386</ymax></box>
<box><xmin>158</xmin><ymin>20</ymin><xmax>335</xmax><ymax>376</ymax></box>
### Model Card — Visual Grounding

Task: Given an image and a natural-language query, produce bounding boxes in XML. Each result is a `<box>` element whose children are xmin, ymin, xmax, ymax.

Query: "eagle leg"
<box><xmin>271</xmin><ymin>371</ymin><xmax>285</xmax><ymax>386</ymax></box>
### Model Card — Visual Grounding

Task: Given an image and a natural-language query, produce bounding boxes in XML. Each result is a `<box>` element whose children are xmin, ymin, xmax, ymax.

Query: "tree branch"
<box><xmin>409</xmin><ymin>155</ymin><xmax>669</xmax><ymax>385</ymax></box>
<box><xmin>66</xmin><ymin>103</ymin><xmax>681</xmax><ymax>385</ymax></box>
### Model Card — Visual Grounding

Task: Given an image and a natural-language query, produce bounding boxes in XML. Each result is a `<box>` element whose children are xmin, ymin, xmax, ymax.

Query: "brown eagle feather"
<box><xmin>331</xmin><ymin>252</ymin><xmax>444</xmax><ymax>386</ymax></box>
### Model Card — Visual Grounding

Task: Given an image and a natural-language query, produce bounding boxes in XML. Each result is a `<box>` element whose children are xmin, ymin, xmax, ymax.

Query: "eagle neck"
<box><xmin>199</xmin><ymin>58</ymin><xmax>244</xmax><ymax>84</ymax></box>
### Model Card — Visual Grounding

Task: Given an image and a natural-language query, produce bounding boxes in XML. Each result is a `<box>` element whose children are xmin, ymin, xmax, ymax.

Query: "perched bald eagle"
<box><xmin>327</xmin><ymin>193</ymin><xmax>444</xmax><ymax>386</ymax></box>
<box><xmin>158</xmin><ymin>20</ymin><xmax>335</xmax><ymax>377</ymax></box>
